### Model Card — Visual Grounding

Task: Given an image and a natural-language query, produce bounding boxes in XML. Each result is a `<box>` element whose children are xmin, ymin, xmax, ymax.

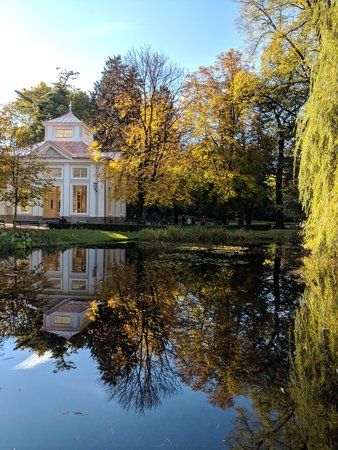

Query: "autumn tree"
<box><xmin>258</xmin><ymin>57</ymin><xmax>308</xmax><ymax>228</ymax></box>
<box><xmin>91</xmin><ymin>48</ymin><xmax>186</xmax><ymax>222</ymax></box>
<box><xmin>87</xmin><ymin>256</ymin><xmax>182</xmax><ymax>412</ymax></box>
<box><xmin>236</xmin><ymin>0</ymin><xmax>314</xmax><ymax>228</ymax></box>
<box><xmin>0</xmin><ymin>105</ymin><xmax>53</xmax><ymax>228</ymax></box>
<box><xmin>183</xmin><ymin>50</ymin><xmax>272</xmax><ymax>224</ymax></box>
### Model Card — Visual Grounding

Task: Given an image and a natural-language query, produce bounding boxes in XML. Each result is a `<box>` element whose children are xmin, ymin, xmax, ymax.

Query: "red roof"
<box><xmin>55</xmin><ymin>141</ymin><xmax>91</xmax><ymax>158</ymax></box>
<box><xmin>38</xmin><ymin>140</ymin><xmax>91</xmax><ymax>159</ymax></box>
<box><xmin>57</xmin><ymin>300</ymin><xmax>90</xmax><ymax>313</ymax></box>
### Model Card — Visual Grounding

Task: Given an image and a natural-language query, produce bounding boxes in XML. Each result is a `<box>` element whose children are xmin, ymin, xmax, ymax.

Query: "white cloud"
<box><xmin>13</xmin><ymin>351</ymin><xmax>53</xmax><ymax>370</ymax></box>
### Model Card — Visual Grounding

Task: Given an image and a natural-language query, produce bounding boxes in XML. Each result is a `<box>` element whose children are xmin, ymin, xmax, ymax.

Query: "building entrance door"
<box><xmin>43</xmin><ymin>187</ymin><xmax>61</xmax><ymax>218</ymax></box>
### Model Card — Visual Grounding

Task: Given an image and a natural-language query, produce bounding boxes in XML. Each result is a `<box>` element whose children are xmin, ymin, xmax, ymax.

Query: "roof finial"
<box><xmin>69</xmin><ymin>101</ymin><xmax>72</xmax><ymax>112</ymax></box>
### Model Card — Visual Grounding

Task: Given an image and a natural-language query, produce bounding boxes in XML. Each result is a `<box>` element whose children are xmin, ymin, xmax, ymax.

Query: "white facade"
<box><xmin>0</xmin><ymin>111</ymin><xmax>126</xmax><ymax>222</ymax></box>
<box><xmin>29</xmin><ymin>247</ymin><xmax>126</xmax><ymax>339</ymax></box>
<box><xmin>30</xmin><ymin>247</ymin><xmax>126</xmax><ymax>300</ymax></box>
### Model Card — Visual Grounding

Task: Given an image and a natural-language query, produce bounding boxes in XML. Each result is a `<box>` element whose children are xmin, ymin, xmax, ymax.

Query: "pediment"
<box><xmin>39</xmin><ymin>143</ymin><xmax>71</xmax><ymax>160</ymax></box>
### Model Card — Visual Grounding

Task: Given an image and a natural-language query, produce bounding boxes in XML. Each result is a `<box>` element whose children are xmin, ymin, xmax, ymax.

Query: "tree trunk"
<box><xmin>173</xmin><ymin>203</ymin><xmax>179</xmax><ymax>225</ymax></box>
<box><xmin>238</xmin><ymin>212</ymin><xmax>244</xmax><ymax>227</ymax></box>
<box><xmin>272</xmin><ymin>247</ymin><xmax>282</xmax><ymax>339</ymax></box>
<box><xmin>137</xmin><ymin>193</ymin><xmax>146</xmax><ymax>224</ymax></box>
<box><xmin>13</xmin><ymin>203</ymin><xmax>18</xmax><ymax>230</ymax></box>
<box><xmin>245</xmin><ymin>203</ymin><xmax>253</xmax><ymax>225</ymax></box>
<box><xmin>275</xmin><ymin>131</ymin><xmax>285</xmax><ymax>229</ymax></box>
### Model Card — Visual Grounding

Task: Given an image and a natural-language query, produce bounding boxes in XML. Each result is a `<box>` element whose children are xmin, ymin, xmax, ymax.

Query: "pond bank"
<box><xmin>0</xmin><ymin>229</ymin><xmax>138</xmax><ymax>254</ymax></box>
<box><xmin>138</xmin><ymin>226</ymin><xmax>299</xmax><ymax>246</ymax></box>
<box><xmin>0</xmin><ymin>226</ymin><xmax>299</xmax><ymax>254</ymax></box>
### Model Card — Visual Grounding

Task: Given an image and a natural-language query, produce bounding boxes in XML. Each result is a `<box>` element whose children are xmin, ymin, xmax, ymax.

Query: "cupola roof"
<box><xmin>44</xmin><ymin>111</ymin><xmax>83</xmax><ymax>124</ymax></box>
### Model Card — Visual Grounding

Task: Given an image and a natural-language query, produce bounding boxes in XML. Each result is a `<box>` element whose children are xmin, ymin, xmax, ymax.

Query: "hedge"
<box><xmin>47</xmin><ymin>222</ymin><xmax>157</xmax><ymax>232</ymax></box>
<box><xmin>47</xmin><ymin>222</ymin><xmax>272</xmax><ymax>232</ymax></box>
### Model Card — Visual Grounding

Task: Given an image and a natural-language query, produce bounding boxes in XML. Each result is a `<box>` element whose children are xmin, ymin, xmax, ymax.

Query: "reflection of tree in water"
<box><xmin>0</xmin><ymin>257</ymin><xmax>49</xmax><ymax>337</ymax></box>
<box><xmin>227</xmin><ymin>252</ymin><xmax>337</xmax><ymax>449</ymax></box>
<box><xmin>175</xmin><ymin>246</ymin><xmax>302</xmax><ymax>412</ymax></box>
<box><xmin>291</xmin><ymin>255</ymin><xmax>337</xmax><ymax>449</ymax></box>
<box><xmin>86</xmin><ymin>255</ymin><xmax>182</xmax><ymax>413</ymax></box>
<box><xmin>85</xmin><ymin>245</ymin><xmax>303</xmax><ymax>418</ymax></box>
<box><xmin>0</xmin><ymin>245</ymin><xmax>315</xmax><ymax>432</ymax></box>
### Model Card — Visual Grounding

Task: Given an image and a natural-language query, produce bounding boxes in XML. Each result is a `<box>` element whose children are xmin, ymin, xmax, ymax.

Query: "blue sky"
<box><xmin>0</xmin><ymin>0</ymin><xmax>242</xmax><ymax>103</ymax></box>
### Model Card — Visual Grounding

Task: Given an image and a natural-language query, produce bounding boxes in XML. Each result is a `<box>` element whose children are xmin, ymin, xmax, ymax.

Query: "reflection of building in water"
<box><xmin>41</xmin><ymin>299</ymin><xmax>91</xmax><ymax>340</ymax></box>
<box><xmin>29</xmin><ymin>247</ymin><xmax>126</xmax><ymax>340</ymax></box>
<box><xmin>30</xmin><ymin>248</ymin><xmax>126</xmax><ymax>300</ymax></box>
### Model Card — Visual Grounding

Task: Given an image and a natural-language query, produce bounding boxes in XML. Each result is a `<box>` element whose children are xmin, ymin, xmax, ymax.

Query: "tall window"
<box><xmin>73</xmin><ymin>185</ymin><xmax>87</xmax><ymax>213</ymax></box>
<box><xmin>43</xmin><ymin>252</ymin><xmax>61</xmax><ymax>272</ymax></box>
<box><xmin>72</xmin><ymin>248</ymin><xmax>87</xmax><ymax>273</ymax></box>
<box><xmin>55</xmin><ymin>129</ymin><xmax>72</xmax><ymax>138</ymax></box>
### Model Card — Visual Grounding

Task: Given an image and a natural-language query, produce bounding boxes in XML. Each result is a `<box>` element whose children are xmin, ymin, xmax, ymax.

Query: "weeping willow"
<box><xmin>297</xmin><ymin>1</ymin><xmax>338</xmax><ymax>254</ymax></box>
<box><xmin>291</xmin><ymin>255</ymin><xmax>337</xmax><ymax>449</ymax></box>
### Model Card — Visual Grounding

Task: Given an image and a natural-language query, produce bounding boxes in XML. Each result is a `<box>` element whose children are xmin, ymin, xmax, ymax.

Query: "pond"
<box><xmin>0</xmin><ymin>244</ymin><xmax>335</xmax><ymax>449</ymax></box>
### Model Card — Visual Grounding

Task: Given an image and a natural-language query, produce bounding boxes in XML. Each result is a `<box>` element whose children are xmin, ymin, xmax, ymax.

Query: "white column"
<box><xmin>62</xmin><ymin>250</ymin><xmax>71</xmax><ymax>294</ymax></box>
<box><xmin>96</xmin><ymin>249</ymin><xmax>105</xmax><ymax>281</ymax></box>
<box><xmin>97</xmin><ymin>179</ymin><xmax>105</xmax><ymax>218</ymax></box>
<box><xmin>63</xmin><ymin>165</ymin><xmax>70</xmax><ymax>216</ymax></box>
<box><xmin>115</xmin><ymin>200</ymin><xmax>120</xmax><ymax>218</ymax></box>
<box><xmin>88</xmin><ymin>249</ymin><xmax>96</xmax><ymax>294</ymax></box>
<box><xmin>89</xmin><ymin>164</ymin><xmax>97</xmax><ymax>217</ymax></box>
<box><xmin>31</xmin><ymin>205</ymin><xmax>41</xmax><ymax>217</ymax></box>
<box><xmin>29</xmin><ymin>250</ymin><xmax>42</xmax><ymax>270</ymax></box>
<box><xmin>120</xmin><ymin>200</ymin><xmax>126</xmax><ymax>218</ymax></box>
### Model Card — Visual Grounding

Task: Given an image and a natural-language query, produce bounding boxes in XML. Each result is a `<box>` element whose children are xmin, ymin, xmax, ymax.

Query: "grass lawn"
<box><xmin>39</xmin><ymin>229</ymin><xmax>139</xmax><ymax>246</ymax></box>
<box><xmin>0</xmin><ymin>228</ymin><xmax>138</xmax><ymax>254</ymax></box>
<box><xmin>0</xmin><ymin>225</ymin><xmax>300</xmax><ymax>255</ymax></box>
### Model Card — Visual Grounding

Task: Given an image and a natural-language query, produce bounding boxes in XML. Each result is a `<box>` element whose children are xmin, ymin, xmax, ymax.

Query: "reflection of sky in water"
<box><xmin>13</xmin><ymin>351</ymin><xmax>53</xmax><ymax>370</ymax></box>
<box><xmin>0</xmin><ymin>245</ymin><xmax>305</xmax><ymax>449</ymax></box>
<box><xmin>1</xmin><ymin>340</ymin><xmax>248</xmax><ymax>450</ymax></box>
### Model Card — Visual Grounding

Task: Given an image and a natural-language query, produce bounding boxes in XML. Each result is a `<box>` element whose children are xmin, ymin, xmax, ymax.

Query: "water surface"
<box><xmin>0</xmin><ymin>244</ymin><xmax>335</xmax><ymax>449</ymax></box>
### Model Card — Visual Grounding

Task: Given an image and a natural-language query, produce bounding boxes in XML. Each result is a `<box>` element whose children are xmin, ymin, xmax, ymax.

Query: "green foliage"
<box><xmin>13</xmin><ymin>69</ymin><xmax>93</xmax><ymax>142</ymax></box>
<box><xmin>291</xmin><ymin>254</ymin><xmax>338</xmax><ymax>449</ymax></box>
<box><xmin>297</xmin><ymin>2</ymin><xmax>338</xmax><ymax>254</ymax></box>
<box><xmin>237</xmin><ymin>0</ymin><xmax>312</xmax><ymax>228</ymax></box>
<box><xmin>139</xmin><ymin>226</ymin><xmax>298</xmax><ymax>245</ymax></box>
<box><xmin>0</xmin><ymin>229</ymin><xmax>137</xmax><ymax>255</ymax></box>
<box><xmin>0</xmin><ymin>231</ymin><xmax>33</xmax><ymax>254</ymax></box>
<box><xmin>183</xmin><ymin>50</ymin><xmax>273</xmax><ymax>216</ymax></box>
<box><xmin>0</xmin><ymin>105</ymin><xmax>54</xmax><ymax>226</ymax></box>
<box><xmin>48</xmin><ymin>222</ymin><xmax>151</xmax><ymax>231</ymax></box>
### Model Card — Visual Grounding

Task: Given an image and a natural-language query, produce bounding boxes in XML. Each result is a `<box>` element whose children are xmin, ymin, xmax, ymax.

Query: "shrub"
<box><xmin>139</xmin><ymin>226</ymin><xmax>297</xmax><ymax>245</ymax></box>
<box><xmin>0</xmin><ymin>231</ymin><xmax>34</xmax><ymax>254</ymax></box>
<box><xmin>47</xmin><ymin>222</ymin><xmax>157</xmax><ymax>232</ymax></box>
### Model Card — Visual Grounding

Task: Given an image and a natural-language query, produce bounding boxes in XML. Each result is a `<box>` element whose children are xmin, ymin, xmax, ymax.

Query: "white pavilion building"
<box><xmin>0</xmin><ymin>110</ymin><xmax>126</xmax><ymax>223</ymax></box>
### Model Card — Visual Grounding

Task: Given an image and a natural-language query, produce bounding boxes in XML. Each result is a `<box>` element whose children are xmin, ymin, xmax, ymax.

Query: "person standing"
<box><xmin>181</xmin><ymin>215</ymin><xmax>186</xmax><ymax>227</ymax></box>
<box><xmin>201</xmin><ymin>215</ymin><xmax>206</xmax><ymax>226</ymax></box>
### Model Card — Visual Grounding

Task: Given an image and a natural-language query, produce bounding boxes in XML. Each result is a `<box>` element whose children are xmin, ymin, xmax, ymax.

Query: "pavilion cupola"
<box><xmin>43</xmin><ymin>105</ymin><xmax>93</xmax><ymax>145</ymax></box>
